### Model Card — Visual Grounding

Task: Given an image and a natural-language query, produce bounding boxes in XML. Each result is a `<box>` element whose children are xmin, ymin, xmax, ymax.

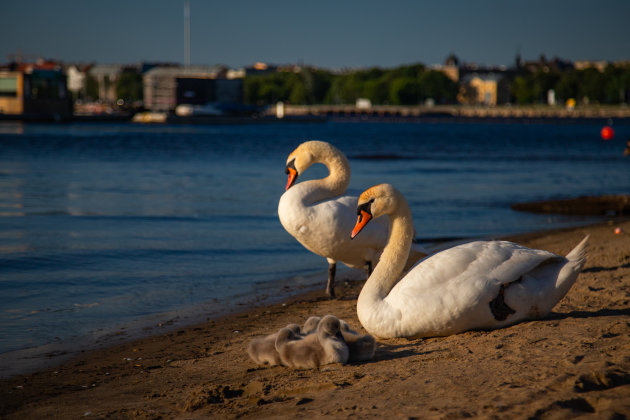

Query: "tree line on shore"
<box><xmin>243</xmin><ymin>63</ymin><xmax>630</xmax><ymax>106</ymax></box>
<box><xmin>244</xmin><ymin>64</ymin><xmax>458</xmax><ymax>106</ymax></box>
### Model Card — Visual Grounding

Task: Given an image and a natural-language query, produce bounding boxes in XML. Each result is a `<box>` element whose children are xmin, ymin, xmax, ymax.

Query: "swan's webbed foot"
<box><xmin>326</xmin><ymin>262</ymin><xmax>336</xmax><ymax>298</ymax></box>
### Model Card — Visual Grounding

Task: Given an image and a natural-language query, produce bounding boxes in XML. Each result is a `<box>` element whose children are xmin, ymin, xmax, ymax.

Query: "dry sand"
<box><xmin>1</xmin><ymin>219</ymin><xmax>629</xmax><ymax>419</ymax></box>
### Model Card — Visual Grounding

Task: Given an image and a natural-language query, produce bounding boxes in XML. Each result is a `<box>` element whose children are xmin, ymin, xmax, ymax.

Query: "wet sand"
<box><xmin>1</xmin><ymin>219</ymin><xmax>629</xmax><ymax>419</ymax></box>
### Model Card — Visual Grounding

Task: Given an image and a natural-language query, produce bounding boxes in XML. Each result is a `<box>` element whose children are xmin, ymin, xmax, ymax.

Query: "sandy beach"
<box><xmin>1</xmin><ymin>218</ymin><xmax>629</xmax><ymax>419</ymax></box>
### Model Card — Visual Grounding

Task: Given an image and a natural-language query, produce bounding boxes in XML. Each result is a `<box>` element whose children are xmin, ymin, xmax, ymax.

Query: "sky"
<box><xmin>2</xmin><ymin>0</ymin><xmax>630</xmax><ymax>70</ymax></box>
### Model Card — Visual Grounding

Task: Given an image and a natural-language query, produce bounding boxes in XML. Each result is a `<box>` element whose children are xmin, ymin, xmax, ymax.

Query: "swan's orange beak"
<box><xmin>285</xmin><ymin>167</ymin><xmax>298</xmax><ymax>191</ymax></box>
<box><xmin>351</xmin><ymin>210</ymin><xmax>372</xmax><ymax>239</ymax></box>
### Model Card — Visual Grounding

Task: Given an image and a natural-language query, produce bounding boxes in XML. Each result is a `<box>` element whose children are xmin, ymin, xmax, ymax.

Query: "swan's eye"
<box><xmin>356</xmin><ymin>199</ymin><xmax>374</xmax><ymax>216</ymax></box>
<box><xmin>285</xmin><ymin>158</ymin><xmax>296</xmax><ymax>174</ymax></box>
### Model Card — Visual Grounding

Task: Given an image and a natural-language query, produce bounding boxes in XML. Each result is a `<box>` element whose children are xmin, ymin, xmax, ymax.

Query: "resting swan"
<box><xmin>278</xmin><ymin>141</ymin><xmax>427</xmax><ymax>297</ymax></box>
<box><xmin>350</xmin><ymin>183</ymin><xmax>589</xmax><ymax>339</ymax></box>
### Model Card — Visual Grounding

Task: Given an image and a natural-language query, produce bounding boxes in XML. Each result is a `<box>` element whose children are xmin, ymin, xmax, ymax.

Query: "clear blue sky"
<box><xmin>2</xmin><ymin>0</ymin><xmax>629</xmax><ymax>69</ymax></box>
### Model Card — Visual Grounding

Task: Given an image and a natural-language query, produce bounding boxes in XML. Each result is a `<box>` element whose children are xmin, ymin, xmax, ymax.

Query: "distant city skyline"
<box><xmin>2</xmin><ymin>0</ymin><xmax>630</xmax><ymax>69</ymax></box>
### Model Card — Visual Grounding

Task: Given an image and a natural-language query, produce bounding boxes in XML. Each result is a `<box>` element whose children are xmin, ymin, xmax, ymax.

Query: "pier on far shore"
<box><xmin>271</xmin><ymin>103</ymin><xmax>630</xmax><ymax>122</ymax></box>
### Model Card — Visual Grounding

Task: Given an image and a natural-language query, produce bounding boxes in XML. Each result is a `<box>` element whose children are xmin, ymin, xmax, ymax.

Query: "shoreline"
<box><xmin>0</xmin><ymin>216</ymin><xmax>606</xmax><ymax>380</ymax></box>
<box><xmin>2</xmin><ymin>218</ymin><xmax>629</xmax><ymax>418</ymax></box>
<box><xmin>0</xmin><ymin>268</ymin><xmax>333</xmax><ymax>380</ymax></box>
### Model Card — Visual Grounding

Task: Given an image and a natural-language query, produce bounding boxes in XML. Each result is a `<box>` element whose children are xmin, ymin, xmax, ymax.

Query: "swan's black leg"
<box><xmin>326</xmin><ymin>262</ymin><xmax>336</xmax><ymax>298</ymax></box>
<box><xmin>365</xmin><ymin>261</ymin><xmax>373</xmax><ymax>280</ymax></box>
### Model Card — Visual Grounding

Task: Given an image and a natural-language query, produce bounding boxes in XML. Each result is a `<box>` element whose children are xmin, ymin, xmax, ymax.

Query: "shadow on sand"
<box><xmin>549</xmin><ymin>307</ymin><xmax>630</xmax><ymax>321</ymax></box>
<box><xmin>367</xmin><ymin>342</ymin><xmax>443</xmax><ymax>364</ymax></box>
<box><xmin>582</xmin><ymin>262</ymin><xmax>630</xmax><ymax>273</ymax></box>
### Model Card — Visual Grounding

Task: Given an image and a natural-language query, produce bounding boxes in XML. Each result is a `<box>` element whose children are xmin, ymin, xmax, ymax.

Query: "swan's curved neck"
<box><xmin>298</xmin><ymin>152</ymin><xmax>350</xmax><ymax>204</ymax></box>
<box><xmin>357</xmin><ymin>192</ymin><xmax>414</xmax><ymax>316</ymax></box>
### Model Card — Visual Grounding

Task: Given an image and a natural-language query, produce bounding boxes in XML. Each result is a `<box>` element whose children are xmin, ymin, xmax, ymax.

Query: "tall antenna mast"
<box><xmin>184</xmin><ymin>0</ymin><xmax>190</xmax><ymax>67</ymax></box>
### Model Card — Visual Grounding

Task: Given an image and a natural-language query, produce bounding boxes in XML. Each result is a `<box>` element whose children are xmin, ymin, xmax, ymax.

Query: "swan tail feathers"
<box><xmin>565</xmin><ymin>234</ymin><xmax>589</xmax><ymax>270</ymax></box>
<box><xmin>549</xmin><ymin>235</ymin><xmax>589</xmax><ymax>306</ymax></box>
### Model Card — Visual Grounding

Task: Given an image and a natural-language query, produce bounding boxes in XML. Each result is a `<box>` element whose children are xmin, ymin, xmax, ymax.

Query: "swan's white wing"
<box><xmin>403</xmin><ymin>241</ymin><xmax>558</xmax><ymax>289</ymax></box>
<box><xmin>389</xmin><ymin>241</ymin><xmax>559</xmax><ymax>314</ymax></box>
<box><xmin>379</xmin><ymin>241</ymin><xmax>562</xmax><ymax>336</ymax></box>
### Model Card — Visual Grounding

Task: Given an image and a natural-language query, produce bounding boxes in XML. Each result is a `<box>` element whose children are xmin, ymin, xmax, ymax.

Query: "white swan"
<box><xmin>278</xmin><ymin>141</ymin><xmax>427</xmax><ymax>297</ymax></box>
<box><xmin>350</xmin><ymin>183</ymin><xmax>589</xmax><ymax>339</ymax></box>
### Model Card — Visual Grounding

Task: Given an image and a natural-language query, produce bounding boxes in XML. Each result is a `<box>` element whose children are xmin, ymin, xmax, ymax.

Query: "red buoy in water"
<box><xmin>601</xmin><ymin>126</ymin><xmax>615</xmax><ymax>140</ymax></box>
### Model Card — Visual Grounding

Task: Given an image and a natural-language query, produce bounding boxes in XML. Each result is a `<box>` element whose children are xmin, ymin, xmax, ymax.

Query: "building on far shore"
<box><xmin>432</xmin><ymin>53</ymin><xmax>460</xmax><ymax>83</ymax></box>
<box><xmin>0</xmin><ymin>60</ymin><xmax>72</xmax><ymax>119</ymax></box>
<box><xmin>457</xmin><ymin>73</ymin><xmax>510</xmax><ymax>106</ymax></box>
<box><xmin>573</xmin><ymin>60</ymin><xmax>609</xmax><ymax>72</ymax></box>
<box><xmin>517</xmin><ymin>54</ymin><xmax>574</xmax><ymax>73</ymax></box>
<box><xmin>143</xmin><ymin>65</ymin><xmax>245</xmax><ymax>112</ymax></box>
<box><xmin>66</xmin><ymin>64</ymin><xmax>91</xmax><ymax>100</ymax></box>
<box><xmin>88</xmin><ymin>64</ymin><xmax>123</xmax><ymax>104</ymax></box>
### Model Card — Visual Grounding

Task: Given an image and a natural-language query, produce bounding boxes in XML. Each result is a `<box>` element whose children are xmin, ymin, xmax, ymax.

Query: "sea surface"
<box><xmin>0</xmin><ymin>119</ymin><xmax>628</xmax><ymax>376</ymax></box>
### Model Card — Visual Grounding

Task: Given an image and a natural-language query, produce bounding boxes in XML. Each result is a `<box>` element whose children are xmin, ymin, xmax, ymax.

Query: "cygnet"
<box><xmin>302</xmin><ymin>316</ymin><xmax>321</xmax><ymax>335</ymax></box>
<box><xmin>247</xmin><ymin>323</ymin><xmax>301</xmax><ymax>366</ymax></box>
<box><xmin>339</xmin><ymin>320</ymin><xmax>376</xmax><ymax>362</ymax></box>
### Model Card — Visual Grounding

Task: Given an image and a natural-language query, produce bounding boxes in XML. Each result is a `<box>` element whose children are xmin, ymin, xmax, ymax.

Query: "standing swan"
<box><xmin>350</xmin><ymin>183</ymin><xmax>589</xmax><ymax>339</ymax></box>
<box><xmin>278</xmin><ymin>141</ymin><xmax>427</xmax><ymax>297</ymax></box>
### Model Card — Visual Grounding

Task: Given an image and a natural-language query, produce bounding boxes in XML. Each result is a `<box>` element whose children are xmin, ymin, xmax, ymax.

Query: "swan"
<box><xmin>275</xmin><ymin>315</ymin><xmax>349</xmax><ymax>368</ymax></box>
<box><xmin>278</xmin><ymin>141</ymin><xmax>427</xmax><ymax>297</ymax></box>
<box><xmin>350</xmin><ymin>183</ymin><xmax>589</xmax><ymax>339</ymax></box>
<box><xmin>247</xmin><ymin>323</ymin><xmax>302</xmax><ymax>366</ymax></box>
<box><xmin>301</xmin><ymin>316</ymin><xmax>376</xmax><ymax>362</ymax></box>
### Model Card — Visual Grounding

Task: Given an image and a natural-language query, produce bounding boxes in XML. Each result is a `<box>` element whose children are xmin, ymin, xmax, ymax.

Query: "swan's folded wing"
<box><xmin>480</xmin><ymin>241</ymin><xmax>562</xmax><ymax>284</ymax></box>
<box><xmin>385</xmin><ymin>241</ymin><xmax>562</xmax><ymax>331</ymax></box>
<box><xmin>390</xmin><ymin>241</ymin><xmax>560</xmax><ymax>299</ymax></box>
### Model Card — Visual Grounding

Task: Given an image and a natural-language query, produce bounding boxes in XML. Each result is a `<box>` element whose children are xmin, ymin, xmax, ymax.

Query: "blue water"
<box><xmin>0</xmin><ymin>120</ymin><xmax>628</xmax><ymax>374</ymax></box>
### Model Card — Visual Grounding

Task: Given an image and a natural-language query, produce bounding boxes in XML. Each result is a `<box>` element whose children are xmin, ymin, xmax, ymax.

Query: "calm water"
<box><xmin>0</xmin><ymin>120</ymin><xmax>628</xmax><ymax>375</ymax></box>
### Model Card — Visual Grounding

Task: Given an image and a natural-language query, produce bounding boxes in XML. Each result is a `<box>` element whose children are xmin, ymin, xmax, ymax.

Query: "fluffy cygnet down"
<box><xmin>302</xmin><ymin>316</ymin><xmax>376</xmax><ymax>362</ymax></box>
<box><xmin>301</xmin><ymin>316</ymin><xmax>322</xmax><ymax>335</ymax></box>
<box><xmin>275</xmin><ymin>315</ymin><xmax>349</xmax><ymax>369</ymax></box>
<box><xmin>339</xmin><ymin>320</ymin><xmax>376</xmax><ymax>362</ymax></box>
<box><xmin>247</xmin><ymin>323</ymin><xmax>301</xmax><ymax>366</ymax></box>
